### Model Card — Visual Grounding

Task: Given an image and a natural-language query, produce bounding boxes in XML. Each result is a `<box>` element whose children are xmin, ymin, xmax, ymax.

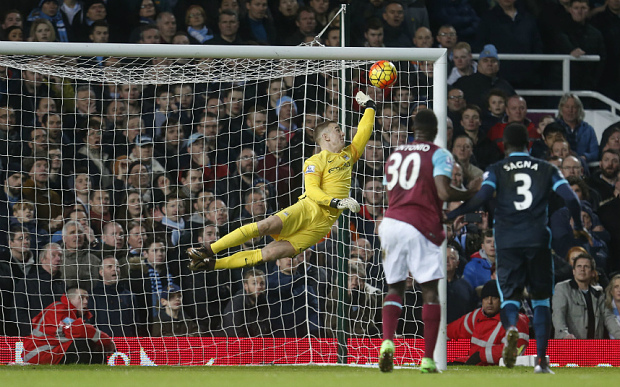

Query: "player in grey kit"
<box><xmin>447</xmin><ymin>123</ymin><xmax>584</xmax><ymax>373</ymax></box>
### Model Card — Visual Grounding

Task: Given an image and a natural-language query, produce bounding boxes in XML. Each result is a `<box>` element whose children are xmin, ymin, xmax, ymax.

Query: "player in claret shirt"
<box><xmin>378</xmin><ymin>110</ymin><xmax>480</xmax><ymax>373</ymax></box>
<box><xmin>447</xmin><ymin>123</ymin><xmax>584</xmax><ymax>374</ymax></box>
<box><xmin>187</xmin><ymin>91</ymin><xmax>376</xmax><ymax>272</ymax></box>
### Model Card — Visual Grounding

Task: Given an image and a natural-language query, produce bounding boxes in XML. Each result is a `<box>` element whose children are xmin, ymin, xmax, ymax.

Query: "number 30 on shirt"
<box><xmin>385</xmin><ymin>152</ymin><xmax>421</xmax><ymax>191</ymax></box>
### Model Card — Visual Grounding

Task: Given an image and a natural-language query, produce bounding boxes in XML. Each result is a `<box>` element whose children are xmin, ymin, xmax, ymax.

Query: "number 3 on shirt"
<box><xmin>513</xmin><ymin>173</ymin><xmax>533</xmax><ymax>210</ymax></box>
<box><xmin>386</xmin><ymin>152</ymin><xmax>421</xmax><ymax>191</ymax></box>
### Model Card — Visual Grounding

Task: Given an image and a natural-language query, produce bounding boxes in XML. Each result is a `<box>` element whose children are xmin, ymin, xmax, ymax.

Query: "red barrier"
<box><xmin>1</xmin><ymin>337</ymin><xmax>618</xmax><ymax>367</ymax></box>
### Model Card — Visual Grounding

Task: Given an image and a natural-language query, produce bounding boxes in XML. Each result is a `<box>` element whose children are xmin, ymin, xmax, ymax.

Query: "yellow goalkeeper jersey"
<box><xmin>300</xmin><ymin>108</ymin><xmax>375</xmax><ymax>215</ymax></box>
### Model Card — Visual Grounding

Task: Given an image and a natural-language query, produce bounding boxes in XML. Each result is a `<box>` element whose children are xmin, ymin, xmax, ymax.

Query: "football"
<box><xmin>368</xmin><ymin>60</ymin><xmax>398</xmax><ymax>89</ymax></box>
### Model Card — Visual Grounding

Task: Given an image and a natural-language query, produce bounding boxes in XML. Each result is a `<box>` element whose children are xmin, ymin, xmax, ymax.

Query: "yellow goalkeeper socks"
<box><xmin>211</xmin><ymin>222</ymin><xmax>260</xmax><ymax>254</ymax></box>
<box><xmin>214</xmin><ymin>249</ymin><xmax>263</xmax><ymax>270</ymax></box>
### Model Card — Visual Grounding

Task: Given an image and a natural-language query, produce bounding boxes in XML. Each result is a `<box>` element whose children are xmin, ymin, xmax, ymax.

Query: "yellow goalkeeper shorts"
<box><xmin>273</xmin><ymin>198</ymin><xmax>339</xmax><ymax>254</ymax></box>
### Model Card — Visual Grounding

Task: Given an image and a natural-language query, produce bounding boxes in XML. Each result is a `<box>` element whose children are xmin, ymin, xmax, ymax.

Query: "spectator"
<box><xmin>597</xmin><ymin>167</ymin><xmax>620</xmax><ymax>273</ymax></box>
<box><xmin>60</xmin><ymin>220</ymin><xmax>101</xmax><ymax>291</ymax></box>
<box><xmin>553</xmin><ymin>0</ymin><xmax>606</xmax><ymax>92</ymax></box>
<box><xmin>325</xmin><ymin>259</ymin><xmax>381</xmax><ymax>338</ymax></box>
<box><xmin>463</xmin><ymin>229</ymin><xmax>495</xmax><ymax>293</ymax></box>
<box><xmin>452</xmin><ymin>135</ymin><xmax>483</xmax><ymax>185</ymax></box>
<box><xmin>453</xmin><ymin>44</ymin><xmax>515</xmax><ymax>109</ymax></box>
<box><xmin>88</xmin><ymin>256</ymin><xmax>138</xmax><ymax>337</ymax></box>
<box><xmin>381</xmin><ymin>1</ymin><xmax>412</xmax><ymax>47</ymax></box>
<box><xmin>3</xmin><ymin>25</ymin><xmax>23</xmax><ymax>41</ymax></box>
<box><xmin>267</xmin><ymin>255</ymin><xmax>320</xmax><ymax>337</ymax></box>
<box><xmin>412</xmin><ymin>26</ymin><xmax>432</xmax><ymax>48</ymax></box>
<box><xmin>447</xmin><ymin>87</ymin><xmax>466</xmax><ymax>136</ymax></box>
<box><xmin>152</xmin><ymin>283</ymin><xmax>201</xmax><ymax>336</ymax></box>
<box><xmin>428</xmin><ymin>1</ymin><xmax>479</xmax><ymax>44</ymax></box>
<box><xmin>159</xmin><ymin>195</ymin><xmax>186</xmax><ymax>246</ymax></box>
<box><xmin>564</xmin><ymin>160</ymin><xmax>602</xmax><ymax>209</ymax></box>
<box><xmin>531</xmin><ymin>121</ymin><xmax>566</xmax><ymax>160</ymax></box>
<box><xmin>89</xmin><ymin>189</ymin><xmax>111</xmax><ymax>236</ymax></box>
<box><xmin>239</xmin><ymin>0</ymin><xmax>276</xmax><ymax>45</ymax></box>
<box><xmin>447</xmin><ymin>42</ymin><xmax>477</xmax><ymax>85</ymax></box>
<box><xmin>208</xmin><ymin>9</ymin><xmax>244</xmax><ymax>45</ymax></box>
<box><xmin>588</xmin><ymin>149</ymin><xmax>619</xmax><ymax>203</ymax></box>
<box><xmin>599</xmin><ymin>124</ymin><xmax>620</xmax><ymax>159</ymax></box>
<box><xmin>446</xmin><ymin>243</ymin><xmax>477</xmax><ymax>323</ymax></box>
<box><xmin>9</xmin><ymin>200</ymin><xmax>47</xmax><ymax>250</ymax></box>
<box><xmin>1</xmin><ymin>10</ymin><xmax>23</xmax><ymax>31</ymax></box>
<box><xmin>184</xmin><ymin>5</ymin><xmax>212</xmax><ymax>44</ymax></box>
<box><xmin>137</xmin><ymin>0</ymin><xmax>157</xmax><ymax>25</ymax></box>
<box><xmin>258</xmin><ymin>126</ymin><xmax>297</xmax><ymax>209</ymax></box>
<box><xmin>237</xmin><ymin>107</ymin><xmax>268</xmax><ymax>156</ymax></box>
<box><xmin>240</xmin><ymin>188</ymin><xmax>270</xmax><ymax>221</ymax></box>
<box><xmin>474</xmin><ymin>0</ymin><xmax>543</xmax><ymax>89</ymax></box>
<box><xmin>487</xmin><ymin>95</ymin><xmax>540</xmax><ymax>155</ymax></box>
<box><xmin>435</xmin><ymin>25</ymin><xmax>458</xmax><ymax>65</ymax></box>
<box><xmin>26</xmin><ymin>0</ymin><xmax>69</xmax><ymax>42</ymax></box>
<box><xmin>22</xmin><ymin>157</ymin><xmax>63</xmax><ymax>232</ymax></box>
<box><xmin>125</xmin><ymin>221</ymin><xmax>148</xmax><ymax>262</ymax></box>
<box><xmin>480</xmin><ymin>89</ymin><xmax>507</xmax><ymax>134</ymax></box>
<box><xmin>281</xmin><ymin>6</ymin><xmax>316</xmax><ymax>46</ymax></box>
<box><xmin>355</xmin><ymin>134</ymin><xmax>385</xmax><ymax>188</ymax></box>
<box><xmin>170</xmin><ymin>222</ymin><xmax>232</xmax><ymax>331</ymax></box>
<box><xmin>28</xmin><ymin>18</ymin><xmax>56</xmax><ymax>42</ymax></box>
<box><xmin>591</xmin><ymin>0</ymin><xmax>620</xmax><ymax>101</ymax></box>
<box><xmin>130</xmin><ymin>240</ymin><xmax>175</xmax><ymax>326</ymax></box>
<box><xmin>552</xmin><ymin>253</ymin><xmax>620</xmax><ymax>339</ymax></box>
<box><xmin>137</xmin><ymin>24</ymin><xmax>160</xmax><ymax>44</ymax></box>
<box><xmin>556</xmin><ymin>93</ymin><xmax>599</xmax><ymax>163</ymax></box>
<box><xmin>605</xmin><ymin>274</ymin><xmax>620</xmax><ymax>338</ymax></box>
<box><xmin>322</xmin><ymin>26</ymin><xmax>340</xmax><ymax>47</ymax></box>
<box><xmin>222</xmin><ymin>268</ymin><xmax>270</xmax><ymax>337</ymax></box>
<box><xmin>0</xmin><ymin>225</ymin><xmax>35</xmax><ymax>335</ymax></box>
<box><xmin>156</xmin><ymin>11</ymin><xmax>176</xmax><ymax>43</ymax></box>
<box><xmin>460</xmin><ymin>104</ymin><xmax>501</xmax><ymax>170</ymax></box>
<box><xmin>23</xmin><ymin>287</ymin><xmax>115</xmax><ymax>364</ymax></box>
<box><xmin>448</xmin><ymin>281</ymin><xmax>529</xmax><ymax>365</ymax></box>
<box><xmin>273</xmin><ymin>0</ymin><xmax>299</xmax><ymax>41</ymax></box>
<box><xmin>186</xmin><ymin>189</ymin><xmax>214</xmax><ymax>229</ymax></box>
<box><xmin>14</xmin><ymin>243</ymin><xmax>65</xmax><ymax>335</ymax></box>
<box><xmin>128</xmin><ymin>134</ymin><xmax>166</xmax><ymax>174</ymax></box>
<box><xmin>358</xmin><ymin>17</ymin><xmax>383</xmax><ymax>49</ymax></box>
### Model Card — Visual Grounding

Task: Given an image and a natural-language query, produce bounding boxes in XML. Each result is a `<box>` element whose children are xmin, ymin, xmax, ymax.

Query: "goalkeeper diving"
<box><xmin>187</xmin><ymin>91</ymin><xmax>376</xmax><ymax>271</ymax></box>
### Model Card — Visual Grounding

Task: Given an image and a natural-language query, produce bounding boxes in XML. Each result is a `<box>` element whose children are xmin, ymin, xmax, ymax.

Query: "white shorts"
<box><xmin>378</xmin><ymin>217</ymin><xmax>444</xmax><ymax>285</ymax></box>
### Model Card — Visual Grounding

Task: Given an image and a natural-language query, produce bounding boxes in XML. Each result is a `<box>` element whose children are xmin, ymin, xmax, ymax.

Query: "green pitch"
<box><xmin>1</xmin><ymin>365</ymin><xmax>619</xmax><ymax>387</ymax></box>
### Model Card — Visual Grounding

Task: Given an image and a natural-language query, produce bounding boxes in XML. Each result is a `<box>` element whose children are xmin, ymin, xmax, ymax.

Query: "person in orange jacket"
<box><xmin>447</xmin><ymin>280</ymin><xmax>529</xmax><ymax>365</ymax></box>
<box><xmin>23</xmin><ymin>287</ymin><xmax>116</xmax><ymax>364</ymax></box>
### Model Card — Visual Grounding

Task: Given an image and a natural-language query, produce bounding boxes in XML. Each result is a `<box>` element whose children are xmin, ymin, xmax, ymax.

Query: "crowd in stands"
<box><xmin>0</xmin><ymin>0</ymin><xmax>619</xmax><ymax>352</ymax></box>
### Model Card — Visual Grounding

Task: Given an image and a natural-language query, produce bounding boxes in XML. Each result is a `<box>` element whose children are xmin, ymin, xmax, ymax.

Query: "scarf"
<box><xmin>27</xmin><ymin>9</ymin><xmax>69</xmax><ymax>42</ymax></box>
<box><xmin>146</xmin><ymin>261</ymin><xmax>174</xmax><ymax>318</ymax></box>
<box><xmin>187</xmin><ymin>25</ymin><xmax>213</xmax><ymax>44</ymax></box>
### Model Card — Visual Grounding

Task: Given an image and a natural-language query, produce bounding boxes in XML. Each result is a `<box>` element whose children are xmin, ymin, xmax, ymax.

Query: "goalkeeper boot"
<box><xmin>378</xmin><ymin>339</ymin><xmax>395</xmax><ymax>373</ymax></box>
<box><xmin>187</xmin><ymin>244</ymin><xmax>216</xmax><ymax>271</ymax></box>
<box><xmin>534</xmin><ymin>356</ymin><xmax>554</xmax><ymax>374</ymax></box>
<box><xmin>502</xmin><ymin>327</ymin><xmax>519</xmax><ymax>369</ymax></box>
<box><xmin>420</xmin><ymin>357</ymin><xmax>440</xmax><ymax>374</ymax></box>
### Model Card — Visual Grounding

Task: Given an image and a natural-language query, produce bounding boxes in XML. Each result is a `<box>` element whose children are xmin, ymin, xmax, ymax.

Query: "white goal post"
<box><xmin>0</xmin><ymin>41</ymin><xmax>448</xmax><ymax>368</ymax></box>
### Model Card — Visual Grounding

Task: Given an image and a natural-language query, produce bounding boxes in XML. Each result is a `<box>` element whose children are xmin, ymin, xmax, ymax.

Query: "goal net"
<box><xmin>0</xmin><ymin>42</ymin><xmax>446</xmax><ymax>366</ymax></box>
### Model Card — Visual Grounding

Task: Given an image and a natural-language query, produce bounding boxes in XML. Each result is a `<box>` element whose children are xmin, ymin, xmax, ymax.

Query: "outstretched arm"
<box><xmin>555</xmin><ymin>183</ymin><xmax>583</xmax><ymax>231</ymax></box>
<box><xmin>350</xmin><ymin>91</ymin><xmax>376</xmax><ymax>162</ymax></box>
<box><xmin>436</xmin><ymin>175</ymin><xmax>483</xmax><ymax>204</ymax></box>
<box><xmin>445</xmin><ymin>183</ymin><xmax>494</xmax><ymax>220</ymax></box>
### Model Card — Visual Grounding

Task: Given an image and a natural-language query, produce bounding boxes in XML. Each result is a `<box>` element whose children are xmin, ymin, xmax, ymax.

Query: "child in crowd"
<box><xmin>10</xmin><ymin>200</ymin><xmax>47</xmax><ymax>250</ymax></box>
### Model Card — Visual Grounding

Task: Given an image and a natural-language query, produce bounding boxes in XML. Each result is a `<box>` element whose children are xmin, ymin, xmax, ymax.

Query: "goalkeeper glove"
<box><xmin>330</xmin><ymin>197</ymin><xmax>361</xmax><ymax>213</ymax></box>
<box><xmin>355</xmin><ymin>91</ymin><xmax>376</xmax><ymax>109</ymax></box>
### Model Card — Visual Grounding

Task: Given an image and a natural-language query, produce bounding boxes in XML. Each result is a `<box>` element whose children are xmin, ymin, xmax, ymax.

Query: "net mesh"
<box><xmin>0</xmin><ymin>47</ymin><xmax>433</xmax><ymax>365</ymax></box>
